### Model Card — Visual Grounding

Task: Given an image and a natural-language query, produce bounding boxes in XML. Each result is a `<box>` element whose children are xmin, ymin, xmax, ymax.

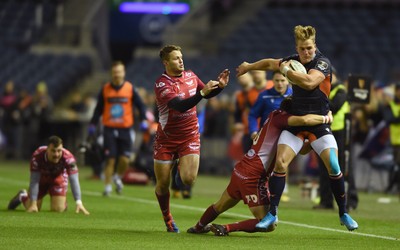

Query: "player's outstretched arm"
<box><xmin>236</xmin><ymin>59</ymin><xmax>280</xmax><ymax>77</ymax></box>
<box><xmin>288</xmin><ymin>111</ymin><xmax>333</xmax><ymax>126</ymax></box>
<box><xmin>69</xmin><ymin>172</ymin><xmax>89</xmax><ymax>215</ymax></box>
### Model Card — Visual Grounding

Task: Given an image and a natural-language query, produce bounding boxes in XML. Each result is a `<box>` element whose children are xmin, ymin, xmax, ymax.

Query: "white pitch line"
<box><xmin>83</xmin><ymin>191</ymin><xmax>399</xmax><ymax>241</ymax></box>
<box><xmin>1</xmin><ymin>177</ymin><xmax>398</xmax><ymax>242</ymax></box>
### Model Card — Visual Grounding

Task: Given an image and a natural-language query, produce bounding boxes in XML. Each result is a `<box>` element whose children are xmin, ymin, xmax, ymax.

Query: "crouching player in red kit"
<box><xmin>187</xmin><ymin>98</ymin><xmax>332</xmax><ymax>236</ymax></box>
<box><xmin>8</xmin><ymin>136</ymin><xmax>90</xmax><ymax>214</ymax></box>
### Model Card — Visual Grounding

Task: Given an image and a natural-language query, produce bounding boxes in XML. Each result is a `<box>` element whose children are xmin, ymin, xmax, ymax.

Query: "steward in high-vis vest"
<box><xmin>89</xmin><ymin>61</ymin><xmax>148</xmax><ymax>196</ymax></box>
<box><xmin>383</xmin><ymin>84</ymin><xmax>400</xmax><ymax>195</ymax></box>
<box><xmin>329</xmin><ymin>84</ymin><xmax>350</xmax><ymax>131</ymax></box>
<box><xmin>314</xmin><ymin>69</ymin><xmax>358</xmax><ymax>211</ymax></box>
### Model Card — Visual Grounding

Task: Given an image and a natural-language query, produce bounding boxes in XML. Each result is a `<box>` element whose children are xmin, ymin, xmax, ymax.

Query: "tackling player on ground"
<box><xmin>187</xmin><ymin>97</ymin><xmax>332</xmax><ymax>236</ymax></box>
<box><xmin>8</xmin><ymin>135</ymin><xmax>89</xmax><ymax>214</ymax></box>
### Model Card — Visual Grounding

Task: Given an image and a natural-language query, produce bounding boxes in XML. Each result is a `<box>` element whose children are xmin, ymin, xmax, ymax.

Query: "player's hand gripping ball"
<box><xmin>286</xmin><ymin>60</ymin><xmax>307</xmax><ymax>84</ymax></box>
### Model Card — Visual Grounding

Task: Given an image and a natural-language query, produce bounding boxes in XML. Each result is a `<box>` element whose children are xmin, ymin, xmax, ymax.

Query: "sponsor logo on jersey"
<box><xmin>189</xmin><ymin>88</ymin><xmax>196</xmax><ymax>96</ymax></box>
<box><xmin>185</xmin><ymin>80</ymin><xmax>194</xmax><ymax>86</ymax></box>
<box><xmin>160</xmin><ymin>89</ymin><xmax>171</xmax><ymax>97</ymax></box>
<box><xmin>155</xmin><ymin>81</ymin><xmax>165</xmax><ymax>88</ymax></box>
<box><xmin>316</xmin><ymin>60</ymin><xmax>328</xmax><ymax>71</ymax></box>
<box><xmin>185</xmin><ymin>72</ymin><xmax>192</xmax><ymax>77</ymax></box>
<box><xmin>246</xmin><ymin>149</ymin><xmax>256</xmax><ymax>158</ymax></box>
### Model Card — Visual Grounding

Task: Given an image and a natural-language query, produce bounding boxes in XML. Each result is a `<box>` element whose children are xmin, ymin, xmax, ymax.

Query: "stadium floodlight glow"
<box><xmin>119</xmin><ymin>2</ymin><xmax>190</xmax><ymax>15</ymax></box>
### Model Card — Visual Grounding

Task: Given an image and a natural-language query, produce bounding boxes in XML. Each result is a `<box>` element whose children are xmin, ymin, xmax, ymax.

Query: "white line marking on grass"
<box><xmin>83</xmin><ymin>191</ymin><xmax>399</xmax><ymax>242</ymax></box>
<box><xmin>1</xmin><ymin>177</ymin><xmax>397</xmax><ymax>242</ymax></box>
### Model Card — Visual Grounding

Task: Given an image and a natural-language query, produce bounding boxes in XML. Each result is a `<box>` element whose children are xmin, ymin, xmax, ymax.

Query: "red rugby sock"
<box><xmin>195</xmin><ymin>205</ymin><xmax>219</xmax><ymax>230</ymax></box>
<box><xmin>225</xmin><ymin>219</ymin><xmax>259</xmax><ymax>233</ymax></box>
<box><xmin>155</xmin><ymin>191</ymin><xmax>170</xmax><ymax>217</ymax></box>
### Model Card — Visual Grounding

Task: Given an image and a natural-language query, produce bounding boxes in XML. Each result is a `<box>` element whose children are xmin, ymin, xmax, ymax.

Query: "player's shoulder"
<box><xmin>313</xmin><ymin>51</ymin><xmax>331</xmax><ymax>71</ymax></box>
<box><xmin>62</xmin><ymin>148</ymin><xmax>76</xmax><ymax>164</ymax></box>
<box><xmin>262</xmin><ymin>87</ymin><xmax>276</xmax><ymax>95</ymax></box>
<box><xmin>124</xmin><ymin>80</ymin><xmax>134</xmax><ymax>87</ymax></box>
<box><xmin>155</xmin><ymin>74</ymin><xmax>173</xmax><ymax>88</ymax></box>
<box><xmin>32</xmin><ymin>146</ymin><xmax>46</xmax><ymax>156</ymax></box>
<box><xmin>271</xmin><ymin>109</ymin><xmax>290</xmax><ymax>119</ymax></box>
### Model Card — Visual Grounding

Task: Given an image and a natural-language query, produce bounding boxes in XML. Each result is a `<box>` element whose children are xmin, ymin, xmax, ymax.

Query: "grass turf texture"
<box><xmin>0</xmin><ymin>160</ymin><xmax>399</xmax><ymax>249</ymax></box>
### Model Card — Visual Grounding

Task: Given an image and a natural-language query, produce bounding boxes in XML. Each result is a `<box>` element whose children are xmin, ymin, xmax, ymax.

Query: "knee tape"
<box><xmin>329</xmin><ymin>148</ymin><xmax>341</xmax><ymax>175</ymax></box>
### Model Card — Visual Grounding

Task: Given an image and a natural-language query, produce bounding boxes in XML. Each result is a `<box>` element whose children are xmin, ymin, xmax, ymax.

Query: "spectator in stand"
<box><xmin>30</xmin><ymin>81</ymin><xmax>54</xmax><ymax>149</ymax></box>
<box><xmin>0</xmin><ymin>80</ymin><xmax>19</xmax><ymax>159</ymax></box>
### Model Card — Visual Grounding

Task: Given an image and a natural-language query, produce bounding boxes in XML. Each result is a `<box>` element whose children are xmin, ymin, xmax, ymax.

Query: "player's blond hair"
<box><xmin>159</xmin><ymin>45</ymin><xmax>181</xmax><ymax>61</ymax></box>
<box><xmin>112</xmin><ymin>61</ymin><xmax>124</xmax><ymax>68</ymax></box>
<box><xmin>294</xmin><ymin>25</ymin><xmax>316</xmax><ymax>44</ymax></box>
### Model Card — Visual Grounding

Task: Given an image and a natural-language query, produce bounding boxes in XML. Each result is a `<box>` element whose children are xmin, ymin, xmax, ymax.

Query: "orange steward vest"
<box><xmin>102</xmin><ymin>82</ymin><xmax>134</xmax><ymax>128</ymax></box>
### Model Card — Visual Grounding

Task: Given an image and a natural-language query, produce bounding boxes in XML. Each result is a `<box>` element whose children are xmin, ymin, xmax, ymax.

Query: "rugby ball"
<box><xmin>286</xmin><ymin>60</ymin><xmax>306</xmax><ymax>85</ymax></box>
<box><xmin>289</xmin><ymin>60</ymin><xmax>307</xmax><ymax>74</ymax></box>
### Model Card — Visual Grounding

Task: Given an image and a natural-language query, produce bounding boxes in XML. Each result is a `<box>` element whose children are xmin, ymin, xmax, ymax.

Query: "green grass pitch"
<box><xmin>0</xmin><ymin>160</ymin><xmax>399</xmax><ymax>249</ymax></box>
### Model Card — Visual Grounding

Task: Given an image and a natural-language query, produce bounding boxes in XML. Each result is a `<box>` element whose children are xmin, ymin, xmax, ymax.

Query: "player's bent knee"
<box><xmin>51</xmin><ymin>205</ymin><xmax>66</xmax><ymax>212</ymax></box>
<box><xmin>181</xmin><ymin>175</ymin><xmax>196</xmax><ymax>186</ymax></box>
<box><xmin>156</xmin><ymin>181</ymin><xmax>170</xmax><ymax>191</ymax></box>
<box><xmin>274</xmin><ymin>158</ymin><xmax>288</xmax><ymax>172</ymax></box>
<box><xmin>329</xmin><ymin>148</ymin><xmax>341</xmax><ymax>175</ymax></box>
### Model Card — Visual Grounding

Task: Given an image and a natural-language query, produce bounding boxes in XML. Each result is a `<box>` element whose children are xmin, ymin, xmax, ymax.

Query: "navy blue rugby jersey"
<box><xmin>281</xmin><ymin>50</ymin><xmax>331</xmax><ymax>116</ymax></box>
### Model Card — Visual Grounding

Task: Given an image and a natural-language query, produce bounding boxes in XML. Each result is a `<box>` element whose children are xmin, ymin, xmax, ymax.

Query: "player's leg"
<box><xmin>212</xmin><ymin>205</ymin><xmax>272</xmax><ymax>236</ymax></box>
<box><xmin>7</xmin><ymin>189</ymin><xmax>28</xmax><ymax>210</ymax></box>
<box><xmin>313</xmin><ymin>135</ymin><xmax>358</xmax><ymax>230</ymax></box>
<box><xmin>50</xmin><ymin>196</ymin><xmax>67</xmax><ymax>212</ymax></box>
<box><xmin>170</xmin><ymin>162</ymin><xmax>182</xmax><ymax>198</ymax></box>
<box><xmin>103</xmin><ymin>158</ymin><xmax>116</xmax><ymax>195</ymax></box>
<box><xmin>177</xmin><ymin>154</ymin><xmax>199</xmax><ymax>186</ymax></box>
<box><xmin>48</xmin><ymin>175</ymin><xmax>69</xmax><ymax>212</ymax></box>
<box><xmin>154</xmin><ymin>160</ymin><xmax>179</xmax><ymax>232</ymax></box>
<box><xmin>268</xmin><ymin>144</ymin><xmax>297</xmax><ymax>215</ymax></box>
<box><xmin>114</xmin><ymin>129</ymin><xmax>134</xmax><ymax>194</ymax></box>
<box><xmin>188</xmin><ymin>189</ymin><xmax>239</xmax><ymax>234</ymax></box>
<box><xmin>211</xmin><ymin>170</ymin><xmax>271</xmax><ymax>236</ymax></box>
<box><xmin>114</xmin><ymin>155</ymin><xmax>129</xmax><ymax>194</ymax></box>
<box><xmin>102</xmin><ymin>128</ymin><xmax>118</xmax><ymax>196</ymax></box>
<box><xmin>257</xmin><ymin>131</ymin><xmax>302</xmax><ymax>230</ymax></box>
<box><xmin>175</xmin><ymin>133</ymin><xmax>201</xmax><ymax>186</ymax></box>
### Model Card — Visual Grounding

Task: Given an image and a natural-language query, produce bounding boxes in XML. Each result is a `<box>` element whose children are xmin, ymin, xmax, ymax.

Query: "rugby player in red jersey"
<box><xmin>187</xmin><ymin>97</ymin><xmax>332</xmax><ymax>236</ymax></box>
<box><xmin>8</xmin><ymin>136</ymin><xmax>90</xmax><ymax>215</ymax></box>
<box><xmin>154</xmin><ymin>45</ymin><xmax>229</xmax><ymax>233</ymax></box>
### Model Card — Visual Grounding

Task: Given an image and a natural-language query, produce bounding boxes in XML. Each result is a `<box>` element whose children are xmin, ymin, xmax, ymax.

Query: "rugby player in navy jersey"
<box><xmin>187</xmin><ymin>97</ymin><xmax>333</xmax><ymax>236</ymax></box>
<box><xmin>236</xmin><ymin>25</ymin><xmax>358</xmax><ymax>231</ymax></box>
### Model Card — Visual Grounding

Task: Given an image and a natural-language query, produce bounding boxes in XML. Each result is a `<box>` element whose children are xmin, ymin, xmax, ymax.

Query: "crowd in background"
<box><xmin>0</xmin><ymin>80</ymin><xmax>96</xmax><ymax>160</ymax></box>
